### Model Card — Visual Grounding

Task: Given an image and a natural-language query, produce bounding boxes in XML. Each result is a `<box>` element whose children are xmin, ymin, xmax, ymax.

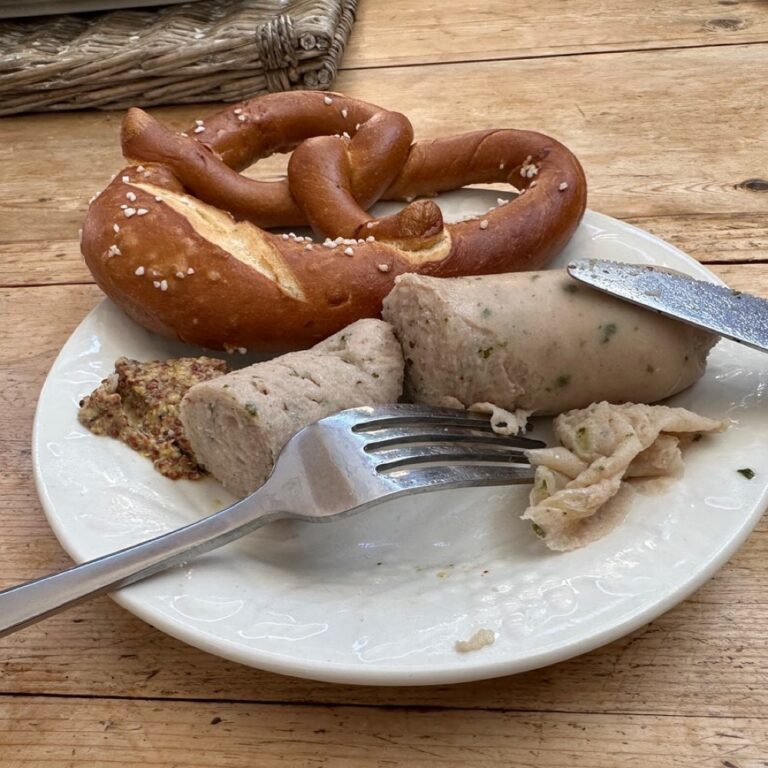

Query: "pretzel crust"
<box><xmin>81</xmin><ymin>92</ymin><xmax>587</xmax><ymax>351</ymax></box>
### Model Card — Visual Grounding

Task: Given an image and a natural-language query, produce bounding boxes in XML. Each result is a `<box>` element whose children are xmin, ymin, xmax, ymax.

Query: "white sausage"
<box><xmin>382</xmin><ymin>270</ymin><xmax>717</xmax><ymax>416</ymax></box>
<box><xmin>180</xmin><ymin>319</ymin><xmax>403</xmax><ymax>498</ymax></box>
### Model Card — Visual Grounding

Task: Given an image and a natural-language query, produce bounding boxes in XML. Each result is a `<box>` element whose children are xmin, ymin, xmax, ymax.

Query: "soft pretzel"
<box><xmin>81</xmin><ymin>92</ymin><xmax>587</xmax><ymax>351</ymax></box>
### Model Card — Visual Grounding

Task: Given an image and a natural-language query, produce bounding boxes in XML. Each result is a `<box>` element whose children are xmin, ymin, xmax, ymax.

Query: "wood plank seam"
<box><xmin>340</xmin><ymin>39</ymin><xmax>768</xmax><ymax>72</ymax></box>
<box><xmin>0</xmin><ymin>281</ymin><xmax>93</xmax><ymax>289</ymax></box>
<box><xmin>2</xmin><ymin>691</ymin><xmax>768</xmax><ymax>721</ymax></box>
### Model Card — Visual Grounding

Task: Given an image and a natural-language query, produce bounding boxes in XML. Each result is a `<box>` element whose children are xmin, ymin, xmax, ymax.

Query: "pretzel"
<box><xmin>81</xmin><ymin>92</ymin><xmax>587</xmax><ymax>351</ymax></box>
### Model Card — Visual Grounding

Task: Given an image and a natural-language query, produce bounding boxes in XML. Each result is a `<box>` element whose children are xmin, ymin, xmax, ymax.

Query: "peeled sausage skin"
<box><xmin>381</xmin><ymin>270</ymin><xmax>718</xmax><ymax>415</ymax></box>
<box><xmin>180</xmin><ymin>319</ymin><xmax>403</xmax><ymax>498</ymax></box>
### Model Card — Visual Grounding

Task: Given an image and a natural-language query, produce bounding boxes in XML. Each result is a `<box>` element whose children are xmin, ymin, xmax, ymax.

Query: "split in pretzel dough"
<box><xmin>523</xmin><ymin>401</ymin><xmax>728</xmax><ymax>551</ymax></box>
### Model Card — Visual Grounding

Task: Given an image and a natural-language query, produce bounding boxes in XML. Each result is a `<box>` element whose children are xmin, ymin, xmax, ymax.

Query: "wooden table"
<box><xmin>2</xmin><ymin>2</ymin><xmax>767</xmax><ymax>764</ymax></box>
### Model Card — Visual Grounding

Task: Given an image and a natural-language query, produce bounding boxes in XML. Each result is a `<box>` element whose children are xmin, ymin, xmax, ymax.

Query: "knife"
<box><xmin>567</xmin><ymin>258</ymin><xmax>768</xmax><ymax>353</ymax></box>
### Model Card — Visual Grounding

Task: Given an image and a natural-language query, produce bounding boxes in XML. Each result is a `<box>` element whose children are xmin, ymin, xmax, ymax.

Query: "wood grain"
<box><xmin>2</xmin><ymin>696</ymin><xmax>767</xmax><ymax>767</ymax></box>
<box><xmin>0</xmin><ymin>240</ymin><xmax>87</xmax><ymax>286</ymax></box>
<box><xmin>625</xmin><ymin>214</ymin><xmax>768</xmax><ymax>265</ymax></box>
<box><xmin>336</xmin><ymin>46</ymin><xmax>768</xmax><ymax>221</ymax></box>
<box><xmin>710</xmin><ymin>262</ymin><xmax>768</xmax><ymax>290</ymax></box>
<box><xmin>3</xmin><ymin>213</ymin><xmax>768</xmax><ymax>288</ymax></box>
<box><xmin>346</xmin><ymin>0</ymin><xmax>768</xmax><ymax>67</ymax></box>
<box><xmin>1</xmin><ymin>45</ymin><xmax>767</xmax><ymax>287</ymax></box>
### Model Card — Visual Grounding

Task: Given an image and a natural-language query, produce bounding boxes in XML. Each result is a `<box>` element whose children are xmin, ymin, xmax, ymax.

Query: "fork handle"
<box><xmin>0</xmin><ymin>490</ymin><xmax>284</xmax><ymax>639</ymax></box>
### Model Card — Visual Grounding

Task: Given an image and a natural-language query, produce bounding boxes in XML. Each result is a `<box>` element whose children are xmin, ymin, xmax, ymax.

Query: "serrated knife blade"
<box><xmin>567</xmin><ymin>258</ymin><xmax>768</xmax><ymax>354</ymax></box>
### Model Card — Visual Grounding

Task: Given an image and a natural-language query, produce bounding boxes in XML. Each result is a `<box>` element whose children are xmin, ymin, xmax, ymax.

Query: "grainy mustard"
<box><xmin>78</xmin><ymin>356</ymin><xmax>228</xmax><ymax>480</ymax></box>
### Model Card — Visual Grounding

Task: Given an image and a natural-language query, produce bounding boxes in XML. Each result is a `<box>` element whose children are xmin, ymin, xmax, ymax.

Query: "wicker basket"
<box><xmin>0</xmin><ymin>0</ymin><xmax>357</xmax><ymax>116</ymax></box>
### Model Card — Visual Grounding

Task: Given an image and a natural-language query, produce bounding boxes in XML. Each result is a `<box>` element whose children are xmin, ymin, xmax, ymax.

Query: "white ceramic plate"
<box><xmin>33</xmin><ymin>190</ymin><xmax>768</xmax><ymax>685</ymax></box>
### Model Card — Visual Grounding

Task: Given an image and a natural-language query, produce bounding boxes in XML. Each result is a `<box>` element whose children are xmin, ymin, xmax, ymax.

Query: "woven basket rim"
<box><xmin>0</xmin><ymin>0</ymin><xmax>357</xmax><ymax>115</ymax></box>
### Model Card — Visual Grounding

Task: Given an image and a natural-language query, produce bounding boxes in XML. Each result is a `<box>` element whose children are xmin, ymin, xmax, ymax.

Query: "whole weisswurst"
<box><xmin>382</xmin><ymin>270</ymin><xmax>718</xmax><ymax>421</ymax></box>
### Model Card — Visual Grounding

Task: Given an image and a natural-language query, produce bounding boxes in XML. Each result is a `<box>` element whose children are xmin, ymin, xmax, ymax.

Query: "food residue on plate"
<box><xmin>455</xmin><ymin>628</ymin><xmax>496</xmax><ymax>653</ymax></box>
<box><xmin>523</xmin><ymin>401</ymin><xmax>728</xmax><ymax>551</ymax></box>
<box><xmin>78</xmin><ymin>356</ymin><xmax>228</xmax><ymax>479</ymax></box>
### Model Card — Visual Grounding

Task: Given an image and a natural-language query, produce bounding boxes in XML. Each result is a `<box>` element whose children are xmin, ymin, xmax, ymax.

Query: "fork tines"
<box><xmin>379</xmin><ymin>463</ymin><xmax>535</xmax><ymax>490</ymax></box>
<box><xmin>352</xmin><ymin>404</ymin><xmax>542</xmax><ymax>439</ymax></box>
<box><xmin>353</xmin><ymin>404</ymin><xmax>498</xmax><ymax>432</ymax></box>
<box><xmin>372</xmin><ymin>443</ymin><xmax>530</xmax><ymax>472</ymax></box>
<box><xmin>348</xmin><ymin>404</ymin><xmax>542</xmax><ymax>477</ymax></box>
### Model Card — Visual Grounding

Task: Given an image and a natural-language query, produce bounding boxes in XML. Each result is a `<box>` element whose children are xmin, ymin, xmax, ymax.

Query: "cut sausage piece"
<box><xmin>179</xmin><ymin>319</ymin><xmax>403</xmax><ymax>498</ymax></box>
<box><xmin>382</xmin><ymin>270</ymin><xmax>718</xmax><ymax>419</ymax></box>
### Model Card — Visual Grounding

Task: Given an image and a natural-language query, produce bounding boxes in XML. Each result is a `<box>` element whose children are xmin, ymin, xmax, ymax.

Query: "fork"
<box><xmin>0</xmin><ymin>404</ymin><xmax>541</xmax><ymax>639</ymax></box>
